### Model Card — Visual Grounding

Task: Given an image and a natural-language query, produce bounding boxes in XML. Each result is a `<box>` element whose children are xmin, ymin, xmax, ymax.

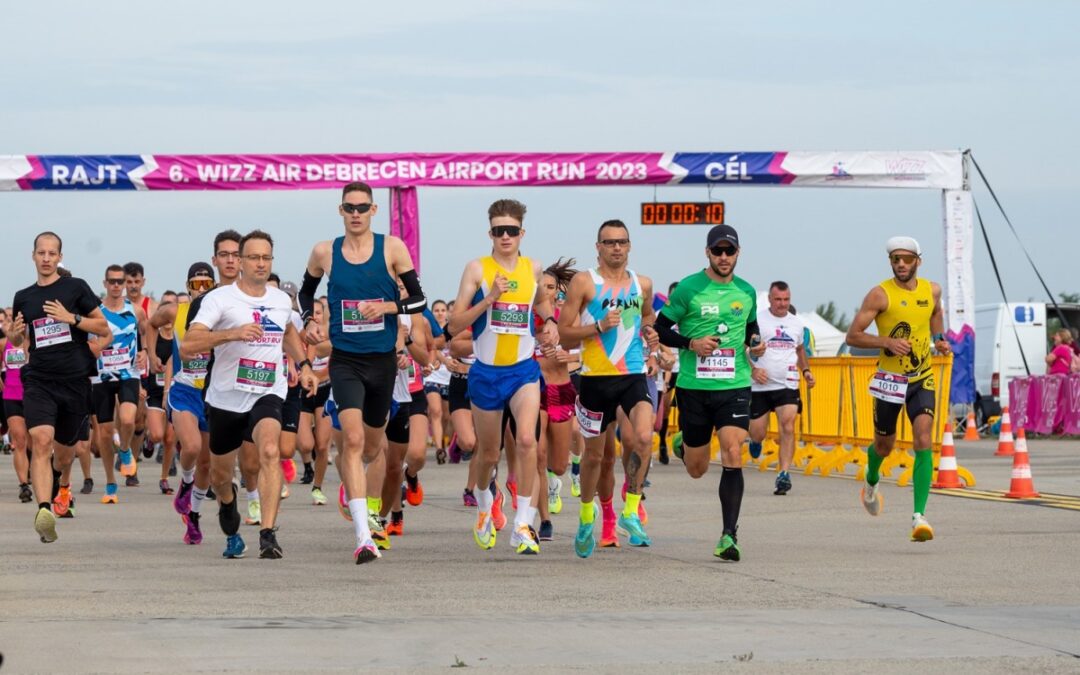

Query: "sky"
<box><xmin>2</xmin><ymin>1</ymin><xmax>1077</xmax><ymax>325</ymax></box>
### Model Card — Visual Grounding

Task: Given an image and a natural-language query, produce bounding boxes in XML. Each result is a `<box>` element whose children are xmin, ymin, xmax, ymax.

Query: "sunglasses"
<box><xmin>341</xmin><ymin>203</ymin><xmax>373</xmax><ymax>215</ymax></box>
<box><xmin>105</xmin><ymin>278</ymin><xmax>125</xmax><ymax>286</ymax></box>
<box><xmin>710</xmin><ymin>245</ymin><xmax>738</xmax><ymax>257</ymax></box>
<box><xmin>490</xmin><ymin>225</ymin><xmax>522</xmax><ymax>238</ymax></box>
<box><xmin>187</xmin><ymin>278</ymin><xmax>214</xmax><ymax>292</ymax></box>
<box><xmin>600</xmin><ymin>238</ymin><xmax>630</xmax><ymax>247</ymax></box>
<box><xmin>890</xmin><ymin>254</ymin><xmax>918</xmax><ymax>264</ymax></box>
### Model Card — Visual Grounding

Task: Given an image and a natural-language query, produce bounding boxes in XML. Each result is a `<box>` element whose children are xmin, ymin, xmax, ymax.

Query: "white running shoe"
<box><xmin>860</xmin><ymin>482</ymin><xmax>882</xmax><ymax>516</ymax></box>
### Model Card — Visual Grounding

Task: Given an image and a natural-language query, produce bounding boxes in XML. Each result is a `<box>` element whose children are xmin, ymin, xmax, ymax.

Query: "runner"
<box><xmin>267</xmin><ymin>274</ymin><xmax>303</xmax><ymax>499</ymax></box>
<box><xmin>557</xmin><ymin>221</ymin><xmax>659</xmax><ymax>557</ymax></box>
<box><xmin>298</xmin><ymin>298</ymin><xmax>333</xmax><ymax>506</ymax></box>
<box><xmin>11</xmin><ymin>232</ymin><xmax>112</xmax><ymax>543</ymax></box>
<box><xmin>147</xmin><ymin>290</ymin><xmax>179</xmax><ymax>494</ymax></box>
<box><xmin>424</xmin><ymin>299</ymin><xmax>452</xmax><ymax>464</ymax></box>
<box><xmin>446</xmin><ymin>326</ymin><xmax>482</xmax><ymax>507</ymax></box>
<box><xmin>183</xmin><ymin>230</ymin><xmax>316</xmax><ymax>559</ymax></box>
<box><xmin>655</xmin><ymin>224</ymin><xmax>765</xmax><ymax>561</ymax></box>
<box><xmin>299</xmin><ymin>181</ymin><xmax>427</xmax><ymax>564</ymax></box>
<box><xmin>123</xmin><ymin>262</ymin><xmax>157</xmax><ymax>475</ymax></box>
<box><xmin>91</xmin><ymin>264</ymin><xmax>149</xmax><ymax>503</ymax></box>
<box><xmin>1</xmin><ymin>313</ymin><xmax>32</xmax><ymax>503</ymax></box>
<box><xmin>447</xmin><ymin>198</ymin><xmax>558</xmax><ymax>555</ymax></box>
<box><xmin>845</xmin><ymin>236</ymin><xmax>950</xmax><ymax>542</ymax></box>
<box><xmin>656</xmin><ymin>281</ymin><xmax>681</xmax><ymax>465</ymax></box>
<box><xmin>748</xmin><ymin>281</ymin><xmax>815</xmax><ymax>495</ymax></box>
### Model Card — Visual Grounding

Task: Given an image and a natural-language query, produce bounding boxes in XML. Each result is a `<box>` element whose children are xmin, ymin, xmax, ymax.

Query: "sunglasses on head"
<box><xmin>105</xmin><ymin>278</ymin><xmax>125</xmax><ymax>286</ymax></box>
<box><xmin>890</xmin><ymin>253</ymin><xmax>918</xmax><ymax>264</ymax></box>
<box><xmin>490</xmin><ymin>225</ymin><xmax>522</xmax><ymax>238</ymax></box>
<box><xmin>709</xmin><ymin>245</ymin><xmax>738</xmax><ymax>257</ymax></box>
<box><xmin>341</xmin><ymin>202</ymin><xmax>373</xmax><ymax>215</ymax></box>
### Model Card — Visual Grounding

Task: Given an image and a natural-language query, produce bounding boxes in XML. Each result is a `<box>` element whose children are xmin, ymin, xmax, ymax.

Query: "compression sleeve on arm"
<box><xmin>298</xmin><ymin>271</ymin><xmax>322</xmax><ymax>324</ymax></box>
<box><xmin>396</xmin><ymin>270</ymin><xmax>427</xmax><ymax>315</ymax></box>
<box><xmin>744</xmin><ymin>320</ymin><xmax>761</xmax><ymax>347</ymax></box>
<box><xmin>656</xmin><ymin>313</ymin><xmax>691</xmax><ymax>350</ymax></box>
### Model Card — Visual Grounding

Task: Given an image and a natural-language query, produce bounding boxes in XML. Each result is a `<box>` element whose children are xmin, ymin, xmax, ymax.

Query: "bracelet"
<box><xmin>544</xmin><ymin>316</ymin><xmax>557</xmax><ymax>326</ymax></box>
<box><xmin>802</xmin><ymin>368</ymin><xmax>811</xmax><ymax>375</ymax></box>
<box><xmin>297</xmin><ymin>359</ymin><xmax>312</xmax><ymax>370</ymax></box>
<box><xmin>933</xmin><ymin>333</ymin><xmax>946</xmax><ymax>342</ymax></box>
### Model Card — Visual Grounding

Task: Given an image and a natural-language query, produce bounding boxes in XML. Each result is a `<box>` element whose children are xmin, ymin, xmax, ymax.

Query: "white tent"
<box><xmin>756</xmin><ymin>292</ymin><xmax>847</xmax><ymax>357</ymax></box>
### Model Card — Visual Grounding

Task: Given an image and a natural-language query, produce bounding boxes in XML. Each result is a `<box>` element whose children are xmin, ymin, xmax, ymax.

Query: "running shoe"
<box><xmin>570</xmin><ymin>472</ymin><xmax>581</xmax><ymax>498</ymax></box>
<box><xmin>538</xmin><ymin>519</ymin><xmax>553</xmax><ymax>541</ymax></box>
<box><xmin>300</xmin><ymin>465</ymin><xmax>314</xmax><ymax>485</ymax></box>
<box><xmin>281</xmin><ymin>458</ymin><xmax>297</xmax><ymax>483</ymax></box>
<box><xmin>80</xmin><ymin>478</ymin><xmax>94</xmax><ymax>495</ymax></box>
<box><xmin>462</xmin><ymin>489</ymin><xmax>477</xmax><ymax>507</ymax></box>
<box><xmin>506</xmin><ymin>479</ymin><xmax>518</xmax><ymax>502</ymax></box>
<box><xmin>142</xmin><ymin>439</ymin><xmax>155</xmax><ymax>459</ymax></box>
<box><xmin>354</xmin><ymin>539</ymin><xmax>381</xmax><ymax>564</ymax></box>
<box><xmin>183</xmin><ymin>512</ymin><xmax>203</xmax><ymax>545</ymax></box>
<box><xmin>245</xmin><ymin>499</ymin><xmax>261</xmax><ymax>526</ymax></box>
<box><xmin>714</xmin><ymin>532</ymin><xmax>740</xmax><ymax>561</ymax></box>
<box><xmin>101</xmin><ymin>483</ymin><xmax>119</xmax><ymax>505</ymax></box>
<box><xmin>911</xmin><ymin>514</ymin><xmax>934</xmax><ymax>542</ymax></box>
<box><xmin>119</xmin><ymin>450</ymin><xmax>137</xmax><ymax>477</ymax></box>
<box><xmin>861</xmin><ymin>482</ymin><xmax>883</xmax><ymax>516</ymax></box>
<box><xmin>206</xmin><ymin>486</ymin><xmax>216</xmax><ymax>501</ymax></box>
<box><xmin>125</xmin><ymin>474</ymin><xmax>140</xmax><ymax>487</ymax></box>
<box><xmin>168</xmin><ymin>463</ymin><xmax>177</xmax><ymax>477</ymax></box>
<box><xmin>53</xmin><ymin>486</ymin><xmax>72</xmax><ymax>518</ymax></box>
<box><xmin>174</xmin><ymin>480</ymin><xmax>194</xmax><ymax>516</ymax></box>
<box><xmin>337</xmin><ymin>484</ymin><xmax>352</xmax><ymax>521</ymax></box>
<box><xmin>280</xmin><ymin>484</ymin><xmax>289</xmax><ymax>500</ymax></box>
<box><xmin>461</xmin><ymin>449</ymin><xmax>474</xmax><ymax>461</ymax></box>
<box><xmin>447</xmin><ymin>434</ymin><xmax>461</xmax><ymax>464</ymax></box>
<box><xmin>259</xmin><ymin>529</ymin><xmax>283</xmax><ymax>559</ymax></box>
<box><xmin>223</xmin><ymin>533</ymin><xmax>247</xmax><ymax>559</ymax></box>
<box><xmin>311</xmin><ymin>487</ymin><xmax>327</xmax><ymax>506</ymax></box>
<box><xmin>547</xmin><ymin>476</ymin><xmax>563</xmax><ymax>514</ymax></box>
<box><xmin>658</xmin><ymin>442</ymin><xmax>669</xmax><ymax>465</ymax></box>
<box><xmin>19</xmin><ymin>483</ymin><xmax>34</xmax><ymax>503</ymax></box>
<box><xmin>575</xmin><ymin>503</ymin><xmax>599</xmax><ymax>559</ymax></box>
<box><xmin>511</xmin><ymin>523</ymin><xmax>540</xmax><ymax>555</ymax></box>
<box><xmin>617</xmin><ymin>513</ymin><xmax>651</xmax><ymax>547</ymax></box>
<box><xmin>473</xmin><ymin>510</ymin><xmax>496</xmax><ymax>550</ymax></box>
<box><xmin>404</xmin><ymin>471</ymin><xmax>424</xmax><ymax>506</ymax></box>
<box><xmin>774</xmin><ymin>471</ymin><xmax>792</xmax><ymax>496</ymax></box>
<box><xmin>436</xmin><ymin>447</ymin><xmax>447</xmax><ymax>465</ymax></box>
<box><xmin>386</xmin><ymin>512</ymin><xmax>404</xmax><ymax>536</ymax></box>
<box><xmin>369</xmin><ymin>511</ymin><xmax>391</xmax><ymax>550</ymax></box>
<box><xmin>672</xmin><ymin>431</ymin><xmax>684</xmax><ymax>461</ymax></box>
<box><xmin>58</xmin><ymin>496</ymin><xmax>76</xmax><ymax>519</ymax></box>
<box><xmin>491</xmin><ymin>485</ymin><xmax>507</xmax><ymax>531</ymax></box>
<box><xmin>748</xmin><ymin>441</ymin><xmax>763</xmax><ymax>460</ymax></box>
<box><xmin>35</xmin><ymin>507</ymin><xmax>57</xmax><ymax>543</ymax></box>
<box><xmin>599</xmin><ymin>513</ymin><xmax>620</xmax><ymax>548</ymax></box>
<box><xmin>159</xmin><ymin>479</ymin><xmax>174</xmax><ymax>495</ymax></box>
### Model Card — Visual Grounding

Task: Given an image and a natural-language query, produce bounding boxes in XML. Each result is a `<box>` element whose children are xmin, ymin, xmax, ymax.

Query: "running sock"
<box><xmin>247</xmin><ymin>489</ymin><xmax>259</xmax><ymax>503</ymax></box>
<box><xmin>547</xmin><ymin>470</ymin><xmax>558</xmax><ymax>489</ymax></box>
<box><xmin>571</xmin><ymin>455</ymin><xmax>581</xmax><ymax>475</ymax></box>
<box><xmin>476</xmin><ymin>485</ymin><xmax>493</xmax><ymax>513</ymax></box>
<box><xmin>718</xmin><ymin>467</ymin><xmax>745</xmax><ymax>534</ymax></box>
<box><xmin>366</xmin><ymin>496</ymin><xmax>382</xmax><ymax>516</ymax></box>
<box><xmin>600</xmin><ymin>496</ymin><xmax>616</xmax><ymax>522</ymax></box>
<box><xmin>913</xmin><ymin>448</ymin><xmax>932</xmax><ymax>515</ymax></box>
<box><xmin>865</xmin><ymin>444</ymin><xmax>884</xmax><ymax>486</ymax></box>
<box><xmin>488</xmin><ymin>478</ymin><xmax>498</xmax><ymax>498</ymax></box>
<box><xmin>51</xmin><ymin>467</ymin><xmax>62</xmax><ymax>501</ymax></box>
<box><xmin>38</xmin><ymin>501</ymin><xmax>51</xmax><ymax>512</ymax></box>
<box><xmin>579</xmin><ymin>499</ymin><xmax>596</xmax><ymax>524</ymax></box>
<box><xmin>218</xmin><ymin>498</ymin><xmax>241</xmax><ymax>535</ymax></box>
<box><xmin>181</xmin><ymin>467</ymin><xmax>196</xmax><ymax>483</ymax></box>
<box><xmin>623</xmin><ymin>492</ymin><xmax>642</xmax><ymax>518</ymax></box>
<box><xmin>514</xmin><ymin>495</ymin><xmax>531</xmax><ymax>527</ymax></box>
<box><xmin>348</xmin><ymin>498</ymin><xmax>371</xmax><ymax>544</ymax></box>
<box><xmin>105</xmin><ymin>483</ymin><xmax>118</xmax><ymax>496</ymax></box>
<box><xmin>191</xmin><ymin>486</ymin><xmax>207</xmax><ymax>513</ymax></box>
<box><xmin>303</xmin><ymin>461</ymin><xmax>313</xmax><ymax>472</ymax></box>
<box><xmin>405</xmin><ymin>469</ymin><xmax>418</xmax><ymax>488</ymax></box>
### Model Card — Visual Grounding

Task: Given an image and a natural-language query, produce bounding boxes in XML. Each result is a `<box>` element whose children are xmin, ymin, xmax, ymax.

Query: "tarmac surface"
<box><xmin>2</xmin><ymin>437</ymin><xmax>1078</xmax><ymax>673</ymax></box>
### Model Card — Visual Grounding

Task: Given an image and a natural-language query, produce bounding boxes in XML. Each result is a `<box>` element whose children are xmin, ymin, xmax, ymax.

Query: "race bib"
<box><xmin>696</xmin><ymin>349</ymin><xmax>736</xmax><ymax>379</ymax></box>
<box><xmin>489</xmin><ymin>302</ymin><xmax>531</xmax><ymax>335</ymax></box>
<box><xmin>869</xmin><ymin>370</ymin><xmax>908</xmax><ymax>405</ymax></box>
<box><xmin>155</xmin><ymin>372</ymin><xmax>166</xmax><ymax>387</ymax></box>
<box><xmin>235</xmin><ymin>358</ymin><xmax>277</xmax><ymax>394</ymax></box>
<box><xmin>574</xmin><ymin>397</ymin><xmax>604</xmax><ymax>438</ymax></box>
<box><xmin>786</xmin><ymin>365</ymin><xmax>801</xmax><ymax>388</ymax></box>
<box><xmin>4</xmin><ymin>348</ymin><xmax>27</xmax><ymax>369</ymax></box>
<box><xmin>341</xmin><ymin>299</ymin><xmax>384</xmax><ymax>333</ymax></box>
<box><xmin>33</xmin><ymin>318</ymin><xmax>72</xmax><ymax>348</ymax></box>
<box><xmin>100</xmin><ymin>347</ymin><xmax>132</xmax><ymax>374</ymax></box>
<box><xmin>182</xmin><ymin>355</ymin><xmax>209</xmax><ymax>379</ymax></box>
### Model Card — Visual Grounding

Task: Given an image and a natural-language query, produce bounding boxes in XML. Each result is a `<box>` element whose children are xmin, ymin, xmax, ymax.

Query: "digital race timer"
<box><xmin>640</xmin><ymin>202</ymin><xmax>725</xmax><ymax>225</ymax></box>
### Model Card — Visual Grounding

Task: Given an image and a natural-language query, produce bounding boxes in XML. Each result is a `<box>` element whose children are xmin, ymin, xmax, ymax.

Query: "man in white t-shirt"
<box><xmin>182</xmin><ymin>230</ymin><xmax>316</xmax><ymax>560</ymax></box>
<box><xmin>748</xmin><ymin>281</ymin><xmax>815</xmax><ymax>496</ymax></box>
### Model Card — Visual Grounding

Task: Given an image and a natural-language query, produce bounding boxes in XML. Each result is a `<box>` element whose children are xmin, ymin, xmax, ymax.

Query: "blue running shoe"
<box><xmin>774</xmin><ymin>471</ymin><xmax>792</xmax><ymax>495</ymax></box>
<box><xmin>575</xmin><ymin>514</ymin><xmax>597</xmax><ymax>559</ymax></box>
<box><xmin>748</xmin><ymin>441</ymin><xmax>763</xmax><ymax>459</ymax></box>
<box><xmin>223</xmin><ymin>533</ymin><xmax>247</xmax><ymax>559</ymax></box>
<box><xmin>617</xmin><ymin>513</ymin><xmax>651</xmax><ymax>547</ymax></box>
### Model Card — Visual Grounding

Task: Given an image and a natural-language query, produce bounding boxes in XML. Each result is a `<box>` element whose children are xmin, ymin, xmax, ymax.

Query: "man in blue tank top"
<box><xmin>298</xmin><ymin>181</ymin><xmax>427</xmax><ymax>565</ymax></box>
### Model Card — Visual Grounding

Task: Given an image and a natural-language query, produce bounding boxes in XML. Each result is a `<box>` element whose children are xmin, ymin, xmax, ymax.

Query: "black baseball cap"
<box><xmin>187</xmin><ymin>262</ymin><xmax>215</xmax><ymax>281</ymax></box>
<box><xmin>706</xmin><ymin>224</ymin><xmax>740</xmax><ymax>249</ymax></box>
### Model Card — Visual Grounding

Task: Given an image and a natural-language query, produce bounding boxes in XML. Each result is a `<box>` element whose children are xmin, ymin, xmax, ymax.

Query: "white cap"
<box><xmin>885</xmin><ymin>236</ymin><xmax>921</xmax><ymax>256</ymax></box>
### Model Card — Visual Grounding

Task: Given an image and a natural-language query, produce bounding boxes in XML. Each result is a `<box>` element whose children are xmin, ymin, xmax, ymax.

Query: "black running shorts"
<box><xmin>207</xmin><ymin>394</ymin><xmax>283</xmax><ymax>455</ymax></box>
<box><xmin>676</xmin><ymin>386</ymin><xmax>752</xmax><ymax>447</ymax></box>
<box><xmin>329</xmin><ymin>349</ymin><xmax>396</xmax><ymax>428</ymax></box>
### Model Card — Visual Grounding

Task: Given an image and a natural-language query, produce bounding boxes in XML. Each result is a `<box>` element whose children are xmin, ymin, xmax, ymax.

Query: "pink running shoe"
<box><xmin>281</xmin><ymin>459</ymin><xmax>297</xmax><ymax>484</ymax></box>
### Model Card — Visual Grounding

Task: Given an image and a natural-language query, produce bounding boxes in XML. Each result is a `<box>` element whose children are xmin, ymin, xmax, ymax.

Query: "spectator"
<box><xmin>1045</xmin><ymin>329</ymin><xmax>1075</xmax><ymax>375</ymax></box>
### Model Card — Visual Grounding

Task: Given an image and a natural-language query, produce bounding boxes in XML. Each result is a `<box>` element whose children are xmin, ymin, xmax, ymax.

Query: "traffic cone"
<box><xmin>994</xmin><ymin>406</ymin><xmax>1015</xmax><ymax>456</ymax></box>
<box><xmin>933</xmin><ymin>423</ymin><xmax>964</xmax><ymax>488</ymax></box>
<box><xmin>962</xmin><ymin>411</ymin><xmax>979</xmax><ymax>441</ymax></box>
<box><xmin>1004</xmin><ymin>429</ymin><xmax>1039</xmax><ymax>498</ymax></box>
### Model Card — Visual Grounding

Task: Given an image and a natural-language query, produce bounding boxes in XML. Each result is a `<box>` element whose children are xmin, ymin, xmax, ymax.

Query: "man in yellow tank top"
<box><xmin>448</xmin><ymin>199</ymin><xmax>559</xmax><ymax>556</ymax></box>
<box><xmin>847</xmin><ymin>236</ymin><xmax>951</xmax><ymax>542</ymax></box>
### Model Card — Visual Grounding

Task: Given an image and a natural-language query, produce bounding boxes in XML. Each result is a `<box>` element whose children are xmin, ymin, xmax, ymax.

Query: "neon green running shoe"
<box><xmin>714</xmin><ymin>532</ymin><xmax>740</xmax><ymax>561</ymax></box>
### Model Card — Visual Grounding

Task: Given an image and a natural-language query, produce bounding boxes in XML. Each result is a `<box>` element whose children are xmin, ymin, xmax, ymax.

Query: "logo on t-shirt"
<box><xmin>730</xmin><ymin>301</ymin><xmax>744</xmax><ymax>317</ymax></box>
<box><xmin>250</xmin><ymin>308</ymin><xmax>284</xmax><ymax>345</ymax></box>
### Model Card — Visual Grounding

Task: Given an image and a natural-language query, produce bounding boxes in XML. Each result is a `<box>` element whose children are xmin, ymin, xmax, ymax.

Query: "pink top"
<box><xmin>3</xmin><ymin>341</ymin><xmax>27</xmax><ymax>401</ymax></box>
<box><xmin>1048</xmin><ymin>344</ymin><xmax>1073</xmax><ymax>375</ymax></box>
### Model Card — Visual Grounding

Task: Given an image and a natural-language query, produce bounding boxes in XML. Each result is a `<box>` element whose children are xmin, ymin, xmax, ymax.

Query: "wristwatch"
<box><xmin>72</xmin><ymin>313</ymin><xmax>82</xmax><ymax>326</ymax></box>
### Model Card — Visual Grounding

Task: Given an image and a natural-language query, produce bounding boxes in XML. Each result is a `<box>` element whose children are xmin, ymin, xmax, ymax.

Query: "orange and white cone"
<box><xmin>994</xmin><ymin>406</ymin><xmax>1015</xmax><ymax>456</ymax></box>
<box><xmin>933</xmin><ymin>423</ymin><xmax>964</xmax><ymax>488</ymax></box>
<box><xmin>1004</xmin><ymin>429</ymin><xmax>1039</xmax><ymax>498</ymax></box>
<box><xmin>962</xmin><ymin>411</ymin><xmax>979</xmax><ymax>441</ymax></box>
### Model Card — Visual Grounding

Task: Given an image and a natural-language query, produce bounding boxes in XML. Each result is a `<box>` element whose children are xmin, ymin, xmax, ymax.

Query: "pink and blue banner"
<box><xmin>0</xmin><ymin>151</ymin><xmax>964</xmax><ymax>191</ymax></box>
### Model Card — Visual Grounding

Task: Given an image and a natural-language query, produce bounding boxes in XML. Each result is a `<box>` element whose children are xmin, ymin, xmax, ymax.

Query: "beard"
<box><xmin>710</xmin><ymin>259</ymin><xmax>736</xmax><ymax>278</ymax></box>
<box><xmin>894</xmin><ymin>267</ymin><xmax>916</xmax><ymax>283</ymax></box>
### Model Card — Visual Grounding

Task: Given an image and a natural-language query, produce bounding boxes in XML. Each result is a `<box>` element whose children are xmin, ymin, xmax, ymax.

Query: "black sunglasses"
<box><xmin>710</xmin><ymin>245</ymin><xmax>738</xmax><ymax>257</ymax></box>
<box><xmin>490</xmin><ymin>225</ymin><xmax>522</xmax><ymax>238</ymax></box>
<box><xmin>341</xmin><ymin>203</ymin><xmax>373</xmax><ymax>215</ymax></box>
<box><xmin>105</xmin><ymin>278</ymin><xmax>125</xmax><ymax>285</ymax></box>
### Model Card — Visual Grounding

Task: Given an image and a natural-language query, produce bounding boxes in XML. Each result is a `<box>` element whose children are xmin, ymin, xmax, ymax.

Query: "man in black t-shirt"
<box><xmin>10</xmin><ymin>232</ymin><xmax>112</xmax><ymax>543</ymax></box>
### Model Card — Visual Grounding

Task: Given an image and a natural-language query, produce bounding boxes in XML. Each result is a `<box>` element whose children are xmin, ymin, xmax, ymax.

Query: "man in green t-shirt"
<box><xmin>655</xmin><ymin>224</ymin><xmax>765</xmax><ymax>561</ymax></box>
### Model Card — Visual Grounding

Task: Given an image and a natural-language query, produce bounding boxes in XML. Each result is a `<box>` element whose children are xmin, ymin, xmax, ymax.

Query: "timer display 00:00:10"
<box><xmin>640</xmin><ymin>202</ymin><xmax>725</xmax><ymax>225</ymax></box>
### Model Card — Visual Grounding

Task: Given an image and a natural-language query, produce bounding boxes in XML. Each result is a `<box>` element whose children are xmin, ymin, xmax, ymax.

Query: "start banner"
<box><xmin>0</xmin><ymin>151</ymin><xmax>964</xmax><ymax>192</ymax></box>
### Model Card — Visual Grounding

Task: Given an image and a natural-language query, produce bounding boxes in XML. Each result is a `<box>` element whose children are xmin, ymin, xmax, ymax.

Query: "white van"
<box><xmin>973</xmin><ymin>302</ymin><xmax>1080</xmax><ymax>420</ymax></box>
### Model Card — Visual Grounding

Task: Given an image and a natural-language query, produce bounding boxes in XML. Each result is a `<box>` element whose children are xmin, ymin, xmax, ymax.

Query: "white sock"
<box><xmin>477</xmin><ymin>486</ymin><xmax>493</xmax><ymax>513</ymax></box>
<box><xmin>514</xmin><ymin>495</ymin><xmax>531</xmax><ymax>528</ymax></box>
<box><xmin>547</xmin><ymin>472</ymin><xmax>558</xmax><ymax>490</ymax></box>
<box><xmin>181</xmin><ymin>467</ymin><xmax>195</xmax><ymax>483</ymax></box>
<box><xmin>348</xmin><ymin>498</ymin><xmax>371</xmax><ymax>544</ymax></box>
<box><xmin>191</xmin><ymin>487</ymin><xmax>207</xmax><ymax>514</ymax></box>
<box><xmin>247</xmin><ymin>489</ymin><xmax>259</xmax><ymax>502</ymax></box>
<box><xmin>529</xmin><ymin>506</ymin><xmax>539</xmax><ymax>525</ymax></box>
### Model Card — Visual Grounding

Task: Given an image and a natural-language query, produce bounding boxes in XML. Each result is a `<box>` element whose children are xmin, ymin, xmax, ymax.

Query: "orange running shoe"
<box><xmin>404</xmin><ymin>472</ymin><xmax>424</xmax><ymax>506</ymax></box>
<box><xmin>600</xmin><ymin>513</ymin><xmax>620</xmax><ymax>548</ymax></box>
<box><xmin>506</xmin><ymin>479</ymin><xmax>518</xmax><ymax>502</ymax></box>
<box><xmin>491</xmin><ymin>486</ymin><xmax>507</xmax><ymax>531</ymax></box>
<box><xmin>386</xmin><ymin>513</ymin><xmax>404</xmax><ymax>536</ymax></box>
<box><xmin>53</xmin><ymin>486</ymin><xmax>73</xmax><ymax>517</ymax></box>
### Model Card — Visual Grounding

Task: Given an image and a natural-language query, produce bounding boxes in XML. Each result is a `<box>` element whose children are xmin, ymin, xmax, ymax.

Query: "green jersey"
<box><xmin>660</xmin><ymin>270</ymin><xmax>757</xmax><ymax>391</ymax></box>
